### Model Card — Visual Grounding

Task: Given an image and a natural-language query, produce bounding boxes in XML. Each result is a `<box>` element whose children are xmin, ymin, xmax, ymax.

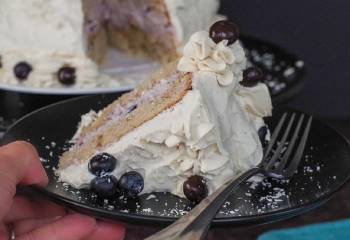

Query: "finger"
<box><xmin>0</xmin><ymin>141</ymin><xmax>48</xmax><ymax>186</ymax></box>
<box><xmin>0</xmin><ymin>141</ymin><xmax>48</xmax><ymax>220</ymax></box>
<box><xmin>15</xmin><ymin>218</ymin><xmax>126</xmax><ymax>240</ymax></box>
<box><xmin>0</xmin><ymin>223</ymin><xmax>10</xmax><ymax>240</ymax></box>
<box><xmin>14</xmin><ymin>217</ymin><xmax>61</xmax><ymax>236</ymax></box>
<box><xmin>4</xmin><ymin>196</ymin><xmax>66</xmax><ymax>223</ymax></box>
<box><xmin>17</xmin><ymin>214</ymin><xmax>96</xmax><ymax>240</ymax></box>
<box><xmin>86</xmin><ymin>221</ymin><xmax>125</xmax><ymax>240</ymax></box>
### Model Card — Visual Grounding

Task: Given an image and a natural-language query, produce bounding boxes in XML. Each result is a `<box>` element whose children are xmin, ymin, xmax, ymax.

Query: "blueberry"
<box><xmin>183</xmin><ymin>175</ymin><xmax>208</xmax><ymax>204</ymax></box>
<box><xmin>119</xmin><ymin>171</ymin><xmax>144</xmax><ymax>197</ymax></box>
<box><xmin>88</xmin><ymin>153</ymin><xmax>117</xmax><ymax>177</ymax></box>
<box><xmin>58</xmin><ymin>66</ymin><xmax>76</xmax><ymax>85</ymax></box>
<box><xmin>209</xmin><ymin>20</ymin><xmax>239</xmax><ymax>45</ymax></box>
<box><xmin>240</xmin><ymin>67</ymin><xmax>264</xmax><ymax>87</ymax></box>
<box><xmin>258</xmin><ymin>125</ymin><xmax>269</xmax><ymax>148</ymax></box>
<box><xmin>14</xmin><ymin>62</ymin><xmax>32</xmax><ymax>81</ymax></box>
<box><xmin>90</xmin><ymin>175</ymin><xmax>119</xmax><ymax>197</ymax></box>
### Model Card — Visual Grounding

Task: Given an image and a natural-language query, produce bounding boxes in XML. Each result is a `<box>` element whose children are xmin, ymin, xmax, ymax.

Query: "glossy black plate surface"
<box><xmin>3</xmin><ymin>94</ymin><xmax>348</xmax><ymax>226</ymax></box>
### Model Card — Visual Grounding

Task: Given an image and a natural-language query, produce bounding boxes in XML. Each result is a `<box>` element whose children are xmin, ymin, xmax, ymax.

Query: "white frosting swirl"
<box><xmin>178</xmin><ymin>31</ymin><xmax>246</xmax><ymax>86</ymax></box>
<box><xmin>236</xmin><ymin>83</ymin><xmax>273</xmax><ymax>118</ymax></box>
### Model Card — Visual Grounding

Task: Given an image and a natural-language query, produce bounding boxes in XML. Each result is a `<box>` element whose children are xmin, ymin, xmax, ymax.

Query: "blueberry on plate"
<box><xmin>183</xmin><ymin>175</ymin><xmax>208</xmax><ymax>204</ymax></box>
<box><xmin>258</xmin><ymin>125</ymin><xmax>269</xmax><ymax>148</ymax></box>
<box><xmin>88</xmin><ymin>153</ymin><xmax>117</xmax><ymax>177</ymax></box>
<box><xmin>118</xmin><ymin>171</ymin><xmax>144</xmax><ymax>197</ymax></box>
<box><xmin>90</xmin><ymin>175</ymin><xmax>119</xmax><ymax>197</ymax></box>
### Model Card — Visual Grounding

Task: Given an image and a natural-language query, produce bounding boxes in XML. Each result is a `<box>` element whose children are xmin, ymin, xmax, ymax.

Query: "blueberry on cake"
<box><xmin>0</xmin><ymin>0</ymin><xmax>219</xmax><ymax>88</ymax></box>
<box><xmin>57</xmin><ymin>20</ymin><xmax>273</xmax><ymax>203</ymax></box>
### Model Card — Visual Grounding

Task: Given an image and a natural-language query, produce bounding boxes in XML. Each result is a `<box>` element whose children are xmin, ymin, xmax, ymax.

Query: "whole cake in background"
<box><xmin>57</xmin><ymin>20</ymin><xmax>273</xmax><ymax>203</ymax></box>
<box><xmin>0</xmin><ymin>0</ymin><xmax>219</xmax><ymax>88</ymax></box>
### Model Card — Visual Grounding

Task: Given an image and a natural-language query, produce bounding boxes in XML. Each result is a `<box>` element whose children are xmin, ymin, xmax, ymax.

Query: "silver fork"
<box><xmin>145</xmin><ymin>113</ymin><xmax>313</xmax><ymax>240</ymax></box>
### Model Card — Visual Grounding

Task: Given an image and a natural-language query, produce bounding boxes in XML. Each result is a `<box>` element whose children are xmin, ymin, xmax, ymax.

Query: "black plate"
<box><xmin>4</xmin><ymin>94</ymin><xmax>346</xmax><ymax>226</ymax></box>
<box><xmin>241</xmin><ymin>36</ymin><xmax>305</xmax><ymax>104</ymax></box>
<box><xmin>0</xmin><ymin>36</ymin><xmax>304</xmax><ymax>134</ymax></box>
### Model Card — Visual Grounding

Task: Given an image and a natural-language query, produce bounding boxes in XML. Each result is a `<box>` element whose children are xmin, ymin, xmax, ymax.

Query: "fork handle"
<box><xmin>145</xmin><ymin>167</ymin><xmax>262</xmax><ymax>240</ymax></box>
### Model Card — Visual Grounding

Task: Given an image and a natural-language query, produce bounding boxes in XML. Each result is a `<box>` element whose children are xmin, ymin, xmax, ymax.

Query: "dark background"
<box><xmin>221</xmin><ymin>0</ymin><xmax>350</xmax><ymax>119</ymax></box>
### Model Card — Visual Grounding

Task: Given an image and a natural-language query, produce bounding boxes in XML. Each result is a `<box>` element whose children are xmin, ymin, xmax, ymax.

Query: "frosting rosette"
<box><xmin>178</xmin><ymin>31</ymin><xmax>246</xmax><ymax>86</ymax></box>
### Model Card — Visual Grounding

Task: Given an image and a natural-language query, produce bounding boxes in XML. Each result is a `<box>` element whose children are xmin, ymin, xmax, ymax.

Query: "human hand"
<box><xmin>0</xmin><ymin>141</ymin><xmax>125</xmax><ymax>240</ymax></box>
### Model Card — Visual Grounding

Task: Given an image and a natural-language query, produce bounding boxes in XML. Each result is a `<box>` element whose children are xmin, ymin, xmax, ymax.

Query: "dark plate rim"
<box><xmin>29</xmin><ymin>184</ymin><xmax>335</xmax><ymax>226</ymax></box>
<box><xmin>240</xmin><ymin>35</ymin><xmax>306</xmax><ymax>104</ymax></box>
<box><xmin>4</xmin><ymin>96</ymin><xmax>348</xmax><ymax>226</ymax></box>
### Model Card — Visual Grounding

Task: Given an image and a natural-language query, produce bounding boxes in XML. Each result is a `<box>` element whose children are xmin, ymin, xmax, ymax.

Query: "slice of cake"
<box><xmin>0</xmin><ymin>0</ymin><xmax>219</xmax><ymax>88</ymax></box>
<box><xmin>57</xmin><ymin>20</ymin><xmax>273</xmax><ymax>202</ymax></box>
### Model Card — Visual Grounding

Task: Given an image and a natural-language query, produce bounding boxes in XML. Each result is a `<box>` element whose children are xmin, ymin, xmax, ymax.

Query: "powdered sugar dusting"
<box><xmin>246</xmin><ymin>42</ymin><xmax>304</xmax><ymax>96</ymax></box>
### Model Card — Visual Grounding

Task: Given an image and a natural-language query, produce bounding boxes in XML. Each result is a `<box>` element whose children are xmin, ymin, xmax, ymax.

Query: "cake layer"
<box><xmin>83</xmin><ymin>0</ymin><xmax>109</xmax><ymax>64</ymax></box>
<box><xmin>82</xmin><ymin>0</ymin><xmax>220</xmax><ymax>63</ymax></box>
<box><xmin>106</xmin><ymin>0</ymin><xmax>178</xmax><ymax>63</ymax></box>
<box><xmin>59</xmin><ymin>62</ymin><xmax>192</xmax><ymax>168</ymax></box>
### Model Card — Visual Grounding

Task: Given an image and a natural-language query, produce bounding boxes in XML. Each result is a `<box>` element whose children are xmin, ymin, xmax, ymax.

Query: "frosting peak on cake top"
<box><xmin>177</xmin><ymin>27</ymin><xmax>272</xmax><ymax>119</ymax></box>
<box><xmin>178</xmin><ymin>31</ymin><xmax>245</xmax><ymax>86</ymax></box>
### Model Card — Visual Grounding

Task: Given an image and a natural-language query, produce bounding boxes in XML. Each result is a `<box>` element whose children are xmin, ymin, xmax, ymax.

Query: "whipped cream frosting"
<box><xmin>58</xmin><ymin>30</ymin><xmax>273</xmax><ymax>198</ymax></box>
<box><xmin>236</xmin><ymin>83</ymin><xmax>272</xmax><ymax>118</ymax></box>
<box><xmin>0</xmin><ymin>0</ymin><xmax>111</xmax><ymax>88</ymax></box>
<box><xmin>178</xmin><ymin>31</ymin><xmax>244</xmax><ymax>86</ymax></box>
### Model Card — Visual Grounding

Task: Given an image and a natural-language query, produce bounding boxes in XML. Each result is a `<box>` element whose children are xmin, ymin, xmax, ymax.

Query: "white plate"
<box><xmin>0</xmin><ymin>49</ymin><xmax>161</xmax><ymax>95</ymax></box>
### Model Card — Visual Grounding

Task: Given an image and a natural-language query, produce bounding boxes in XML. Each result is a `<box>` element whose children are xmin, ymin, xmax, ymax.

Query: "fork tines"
<box><xmin>263</xmin><ymin>112</ymin><xmax>313</xmax><ymax>178</ymax></box>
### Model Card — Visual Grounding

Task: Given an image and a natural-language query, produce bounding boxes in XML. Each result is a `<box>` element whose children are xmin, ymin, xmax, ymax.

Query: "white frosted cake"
<box><xmin>0</xmin><ymin>0</ymin><xmax>219</xmax><ymax>88</ymax></box>
<box><xmin>57</xmin><ymin>20</ymin><xmax>272</xmax><ymax>203</ymax></box>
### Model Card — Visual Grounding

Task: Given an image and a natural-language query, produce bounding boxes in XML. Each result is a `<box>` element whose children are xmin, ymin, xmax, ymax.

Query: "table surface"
<box><xmin>124</xmin><ymin>120</ymin><xmax>350</xmax><ymax>240</ymax></box>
